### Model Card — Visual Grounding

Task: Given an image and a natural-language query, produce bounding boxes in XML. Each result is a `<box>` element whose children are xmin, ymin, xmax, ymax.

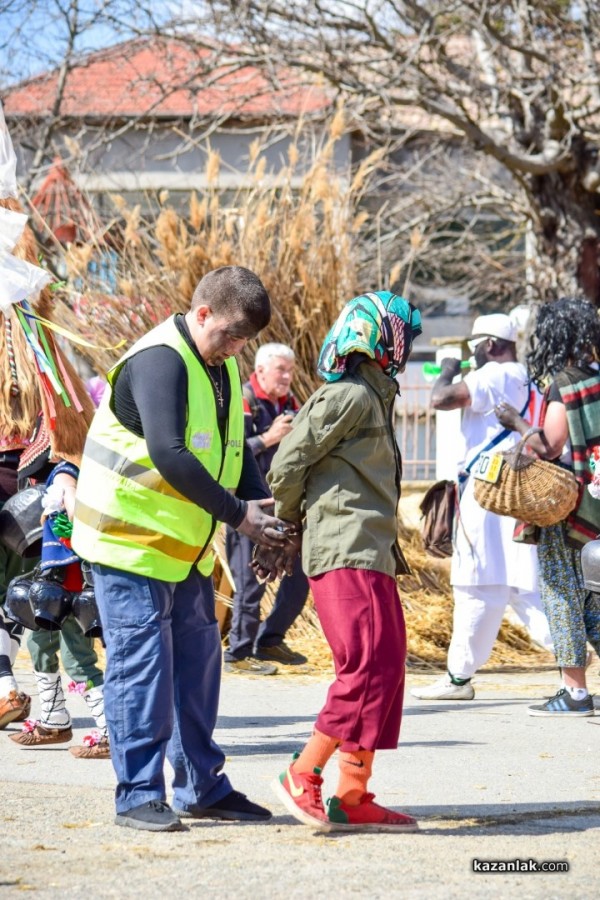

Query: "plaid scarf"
<box><xmin>553</xmin><ymin>366</ymin><xmax>600</xmax><ymax>547</ymax></box>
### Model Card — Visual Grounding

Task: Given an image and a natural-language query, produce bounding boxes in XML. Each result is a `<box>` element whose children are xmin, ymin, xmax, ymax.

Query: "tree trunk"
<box><xmin>528</xmin><ymin>164</ymin><xmax>600</xmax><ymax>306</ymax></box>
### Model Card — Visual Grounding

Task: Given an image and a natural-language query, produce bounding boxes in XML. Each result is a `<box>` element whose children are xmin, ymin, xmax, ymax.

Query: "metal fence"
<box><xmin>394</xmin><ymin>370</ymin><xmax>436</xmax><ymax>482</ymax></box>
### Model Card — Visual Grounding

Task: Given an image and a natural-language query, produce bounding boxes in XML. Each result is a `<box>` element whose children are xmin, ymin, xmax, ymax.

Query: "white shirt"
<box><xmin>458</xmin><ymin>361</ymin><xmax>530</xmax><ymax>470</ymax></box>
<box><xmin>451</xmin><ymin>360</ymin><xmax>538</xmax><ymax>590</ymax></box>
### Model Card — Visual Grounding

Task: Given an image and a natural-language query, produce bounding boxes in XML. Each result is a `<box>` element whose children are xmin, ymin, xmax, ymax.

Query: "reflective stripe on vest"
<box><xmin>72</xmin><ymin>317</ymin><xmax>244</xmax><ymax>581</ymax></box>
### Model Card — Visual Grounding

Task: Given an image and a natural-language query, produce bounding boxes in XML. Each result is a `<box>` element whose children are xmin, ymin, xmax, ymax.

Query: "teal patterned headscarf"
<box><xmin>317</xmin><ymin>291</ymin><xmax>422</xmax><ymax>382</ymax></box>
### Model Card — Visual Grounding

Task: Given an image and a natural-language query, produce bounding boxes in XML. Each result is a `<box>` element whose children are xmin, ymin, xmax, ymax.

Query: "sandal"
<box><xmin>69</xmin><ymin>734</ymin><xmax>111</xmax><ymax>759</ymax></box>
<box><xmin>0</xmin><ymin>691</ymin><xmax>31</xmax><ymax>729</ymax></box>
<box><xmin>9</xmin><ymin>719</ymin><xmax>73</xmax><ymax>745</ymax></box>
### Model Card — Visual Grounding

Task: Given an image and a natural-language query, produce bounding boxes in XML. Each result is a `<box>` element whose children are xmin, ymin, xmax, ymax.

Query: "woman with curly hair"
<box><xmin>496</xmin><ymin>297</ymin><xmax>600</xmax><ymax>716</ymax></box>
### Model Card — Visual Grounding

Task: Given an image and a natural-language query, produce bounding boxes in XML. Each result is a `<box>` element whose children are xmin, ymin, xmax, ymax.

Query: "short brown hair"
<box><xmin>191</xmin><ymin>266</ymin><xmax>271</xmax><ymax>331</ymax></box>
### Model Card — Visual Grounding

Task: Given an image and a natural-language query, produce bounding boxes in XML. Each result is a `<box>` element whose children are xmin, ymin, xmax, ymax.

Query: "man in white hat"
<box><xmin>412</xmin><ymin>313</ymin><xmax>552</xmax><ymax>701</ymax></box>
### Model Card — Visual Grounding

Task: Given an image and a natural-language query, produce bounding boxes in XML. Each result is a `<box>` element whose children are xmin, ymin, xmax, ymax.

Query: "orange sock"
<box><xmin>336</xmin><ymin>750</ymin><xmax>374</xmax><ymax>806</ymax></box>
<box><xmin>292</xmin><ymin>728</ymin><xmax>341</xmax><ymax>774</ymax></box>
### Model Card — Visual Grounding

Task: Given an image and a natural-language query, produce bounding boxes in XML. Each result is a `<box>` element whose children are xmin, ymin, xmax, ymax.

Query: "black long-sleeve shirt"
<box><xmin>111</xmin><ymin>315</ymin><xmax>269</xmax><ymax>528</ymax></box>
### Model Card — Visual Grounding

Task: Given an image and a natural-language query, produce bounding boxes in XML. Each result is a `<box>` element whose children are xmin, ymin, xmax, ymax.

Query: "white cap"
<box><xmin>470</xmin><ymin>313</ymin><xmax>517</xmax><ymax>342</ymax></box>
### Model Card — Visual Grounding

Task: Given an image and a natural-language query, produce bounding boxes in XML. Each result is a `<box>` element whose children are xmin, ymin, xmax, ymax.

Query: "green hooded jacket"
<box><xmin>268</xmin><ymin>361</ymin><xmax>409</xmax><ymax>578</ymax></box>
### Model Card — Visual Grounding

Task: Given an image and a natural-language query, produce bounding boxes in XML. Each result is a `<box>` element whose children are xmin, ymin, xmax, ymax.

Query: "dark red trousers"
<box><xmin>310</xmin><ymin>568</ymin><xmax>407</xmax><ymax>751</ymax></box>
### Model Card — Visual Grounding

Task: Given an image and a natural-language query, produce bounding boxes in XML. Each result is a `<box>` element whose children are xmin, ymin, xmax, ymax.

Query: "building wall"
<box><xmin>11</xmin><ymin>118</ymin><xmax>352</xmax><ymax>209</ymax></box>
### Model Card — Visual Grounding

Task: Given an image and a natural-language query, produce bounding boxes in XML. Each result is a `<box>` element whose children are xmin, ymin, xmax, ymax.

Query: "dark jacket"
<box><xmin>243</xmin><ymin>372</ymin><xmax>300</xmax><ymax>485</ymax></box>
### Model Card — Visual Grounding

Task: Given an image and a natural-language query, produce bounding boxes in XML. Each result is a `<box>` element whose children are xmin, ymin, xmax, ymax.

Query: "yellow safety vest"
<box><xmin>72</xmin><ymin>316</ymin><xmax>244</xmax><ymax>581</ymax></box>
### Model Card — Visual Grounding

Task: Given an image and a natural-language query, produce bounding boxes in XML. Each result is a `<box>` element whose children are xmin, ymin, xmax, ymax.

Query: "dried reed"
<box><xmin>215</xmin><ymin>521</ymin><xmax>553</xmax><ymax>676</ymax></box>
<box><xmin>49</xmin><ymin>120</ymin><xmax>379</xmax><ymax>399</ymax></box>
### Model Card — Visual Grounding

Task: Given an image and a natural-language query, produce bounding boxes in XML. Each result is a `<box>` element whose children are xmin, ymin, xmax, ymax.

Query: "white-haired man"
<box><xmin>225</xmin><ymin>343</ymin><xmax>309</xmax><ymax>674</ymax></box>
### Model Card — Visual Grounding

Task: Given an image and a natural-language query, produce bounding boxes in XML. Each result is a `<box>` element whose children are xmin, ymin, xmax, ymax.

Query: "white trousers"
<box><xmin>447</xmin><ymin>584</ymin><xmax>553</xmax><ymax>680</ymax></box>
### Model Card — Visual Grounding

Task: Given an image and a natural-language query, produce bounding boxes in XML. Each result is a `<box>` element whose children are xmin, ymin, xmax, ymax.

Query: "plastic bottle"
<box><xmin>422</xmin><ymin>360</ymin><xmax>471</xmax><ymax>378</ymax></box>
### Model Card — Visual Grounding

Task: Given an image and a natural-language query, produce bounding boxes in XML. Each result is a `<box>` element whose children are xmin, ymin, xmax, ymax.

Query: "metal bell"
<box><xmin>581</xmin><ymin>538</ymin><xmax>600</xmax><ymax>593</ymax></box>
<box><xmin>72</xmin><ymin>586</ymin><xmax>103</xmax><ymax>639</ymax></box>
<box><xmin>0</xmin><ymin>484</ymin><xmax>45</xmax><ymax>558</ymax></box>
<box><xmin>4</xmin><ymin>572</ymin><xmax>39</xmax><ymax>631</ymax></box>
<box><xmin>29</xmin><ymin>574</ymin><xmax>74</xmax><ymax>631</ymax></box>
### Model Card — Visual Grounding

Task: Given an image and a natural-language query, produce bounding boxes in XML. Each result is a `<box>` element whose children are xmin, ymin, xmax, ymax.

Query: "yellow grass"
<box><xmin>13</xmin><ymin>515</ymin><xmax>552</xmax><ymax>683</ymax></box>
<box><xmin>51</xmin><ymin>126</ymin><xmax>380</xmax><ymax>399</ymax></box>
<box><xmin>213</xmin><ymin>521</ymin><xmax>553</xmax><ymax>676</ymax></box>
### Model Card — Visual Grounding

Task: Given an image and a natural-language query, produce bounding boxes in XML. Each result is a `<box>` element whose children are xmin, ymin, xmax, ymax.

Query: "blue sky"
<box><xmin>0</xmin><ymin>0</ymin><xmax>175</xmax><ymax>88</ymax></box>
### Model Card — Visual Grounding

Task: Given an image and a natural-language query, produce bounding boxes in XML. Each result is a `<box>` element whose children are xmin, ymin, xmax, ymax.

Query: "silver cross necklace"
<box><xmin>207</xmin><ymin>366</ymin><xmax>224</xmax><ymax>408</ymax></box>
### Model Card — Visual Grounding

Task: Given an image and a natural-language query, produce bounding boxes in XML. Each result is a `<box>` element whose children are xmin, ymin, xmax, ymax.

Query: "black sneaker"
<box><xmin>254</xmin><ymin>642</ymin><xmax>308</xmax><ymax>665</ymax></box>
<box><xmin>528</xmin><ymin>688</ymin><xmax>595</xmax><ymax>717</ymax></box>
<box><xmin>224</xmin><ymin>657</ymin><xmax>277</xmax><ymax>675</ymax></box>
<box><xmin>115</xmin><ymin>800</ymin><xmax>186</xmax><ymax>832</ymax></box>
<box><xmin>173</xmin><ymin>789</ymin><xmax>272</xmax><ymax>821</ymax></box>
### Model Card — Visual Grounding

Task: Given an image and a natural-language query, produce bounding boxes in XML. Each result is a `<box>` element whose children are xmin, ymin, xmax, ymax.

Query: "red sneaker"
<box><xmin>327</xmin><ymin>793</ymin><xmax>419</xmax><ymax>832</ymax></box>
<box><xmin>271</xmin><ymin>763</ymin><xmax>331</xmax><ymax>831</ymax></box>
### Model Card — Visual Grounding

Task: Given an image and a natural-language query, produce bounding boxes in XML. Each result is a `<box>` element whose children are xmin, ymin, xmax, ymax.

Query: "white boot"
<box><xmin>0</xmin><ymin>674</ymin><xmax>18</xmax><ymax>695</ymax></box>
<box><xmin>0</xmin><ymin>627</ymin><xmax>18</xmax><ymax>695</ymax></box>
<box><xmin>83</xmin><ymin>683</ymin><xmax>107</xmax><ymax>737</ymax></box>
<box><xmin>70</xmin><ymin>683</ymin><xmax>110</xmax><ymax>759</ymax></box>
<box><xmin>0</xmin><ymin>625</ymin><xmax>18</xmax><ymax>693</ymax></box>
<box><xmin>10</xmin><ymin>671</ymin><xmax>72</xmax><ymax>745</ymax></box>
<box><xmin>35</xmin><ymin>670</ymin><xmax>72</xmax><ymax>730</ymax></box>
<box><xmin>0</xmin><ymin>622</ymin><xmax>31</xmax><ymax>726</ymax></box>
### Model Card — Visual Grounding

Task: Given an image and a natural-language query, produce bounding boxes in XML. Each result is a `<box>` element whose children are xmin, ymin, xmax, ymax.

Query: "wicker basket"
<box><xmin>473</xmin><ymin>429</ymin><xmax>580</xmax><ymax>527</ymax></box>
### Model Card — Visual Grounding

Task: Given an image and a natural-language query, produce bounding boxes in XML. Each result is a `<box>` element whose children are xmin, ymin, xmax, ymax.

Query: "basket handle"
<box><xmin>513</xmin><ymin>426</ymin><xmax>543</xmax><ymax>464</ymax></box>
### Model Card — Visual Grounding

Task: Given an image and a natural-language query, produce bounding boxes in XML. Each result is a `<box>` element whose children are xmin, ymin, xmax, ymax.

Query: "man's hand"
<box><xmin>261</xmin><ymin>414</ymin><xmax>295</xmax><ymax>449</ymax></box>
<box><xmin>267</xmin><ymin>532</ymin><xmax>301</xmax><ymax>578</ymax></box>
<box><xmin>250</xmin><ymin>532</ymin><xmax>302</xmax><ymax>581</ymax></box>
<box><xmin>52</xmin><ymin>471</ymin><xmax>78</xmax><ymax>521</ymax></box>
<box><xmin>438</xmin><ymin>357</ymin><xmax>462</xmax><ymax>380</ymax></box>
<box><xmin>237</xmin><ymin>498</ymin><xmax>296</xmax><ymax>548</ymax></box>
<box><xmin>281</xmin><ymin>532</ymin><xmax>302</xmax><ymax>575</ymax></box>
<box><xmin>431</xmin><ymin>358</ymin><xmax>471</xmax><ymax>411</ymax></box>
<box><xmin>250</xmin><ymin>545</ymin><xmax>284</xmax><ymax>582</ymax></box>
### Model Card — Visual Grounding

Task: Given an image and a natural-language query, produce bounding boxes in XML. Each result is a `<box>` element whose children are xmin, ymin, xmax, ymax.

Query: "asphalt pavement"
<box><xmin>2</xmin><ymin>663</ymin><xmax>599</xmax><ymax>899</ymax></box>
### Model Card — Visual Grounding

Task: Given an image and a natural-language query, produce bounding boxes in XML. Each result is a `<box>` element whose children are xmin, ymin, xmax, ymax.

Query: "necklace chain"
<box><xmin>207</xmin><ymin>366</ymin><xmax>224</xmax><ymax>408</ymax></box>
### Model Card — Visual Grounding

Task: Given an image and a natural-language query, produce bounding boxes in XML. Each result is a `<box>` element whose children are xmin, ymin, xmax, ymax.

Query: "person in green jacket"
<box><xmin>262</xmin><ymin>290</ymin><xmax>423</xmax><ymax>833</ymax></box>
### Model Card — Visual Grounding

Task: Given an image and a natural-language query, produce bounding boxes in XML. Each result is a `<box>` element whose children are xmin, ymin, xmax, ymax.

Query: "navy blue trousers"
<box><xmin>93</xmin><ymin>563</ymin><xmax>231</xmax><ymax>814</ymax></box>
<box><xmin>224</xmin><ymin>528</ymin><xmax>309</xmax><ymax>661</ymax></box>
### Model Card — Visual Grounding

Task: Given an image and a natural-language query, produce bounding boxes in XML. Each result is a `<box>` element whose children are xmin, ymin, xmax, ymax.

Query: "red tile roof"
<box><xmin>3</xmin><ymin>38</ymin><xmax>330</xmax><ymax>120</ymax></box>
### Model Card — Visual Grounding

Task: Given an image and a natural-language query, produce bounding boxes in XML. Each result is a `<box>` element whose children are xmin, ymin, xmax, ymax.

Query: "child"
<box><xmin>9</xmin><ymin>459</ymin><xmax>109</xmax><ymax>758</ymax></box>
<box><xmin>265</xmin><ymin>290</ymin><xmax>422</xmax><ymax>832</ymax></box>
